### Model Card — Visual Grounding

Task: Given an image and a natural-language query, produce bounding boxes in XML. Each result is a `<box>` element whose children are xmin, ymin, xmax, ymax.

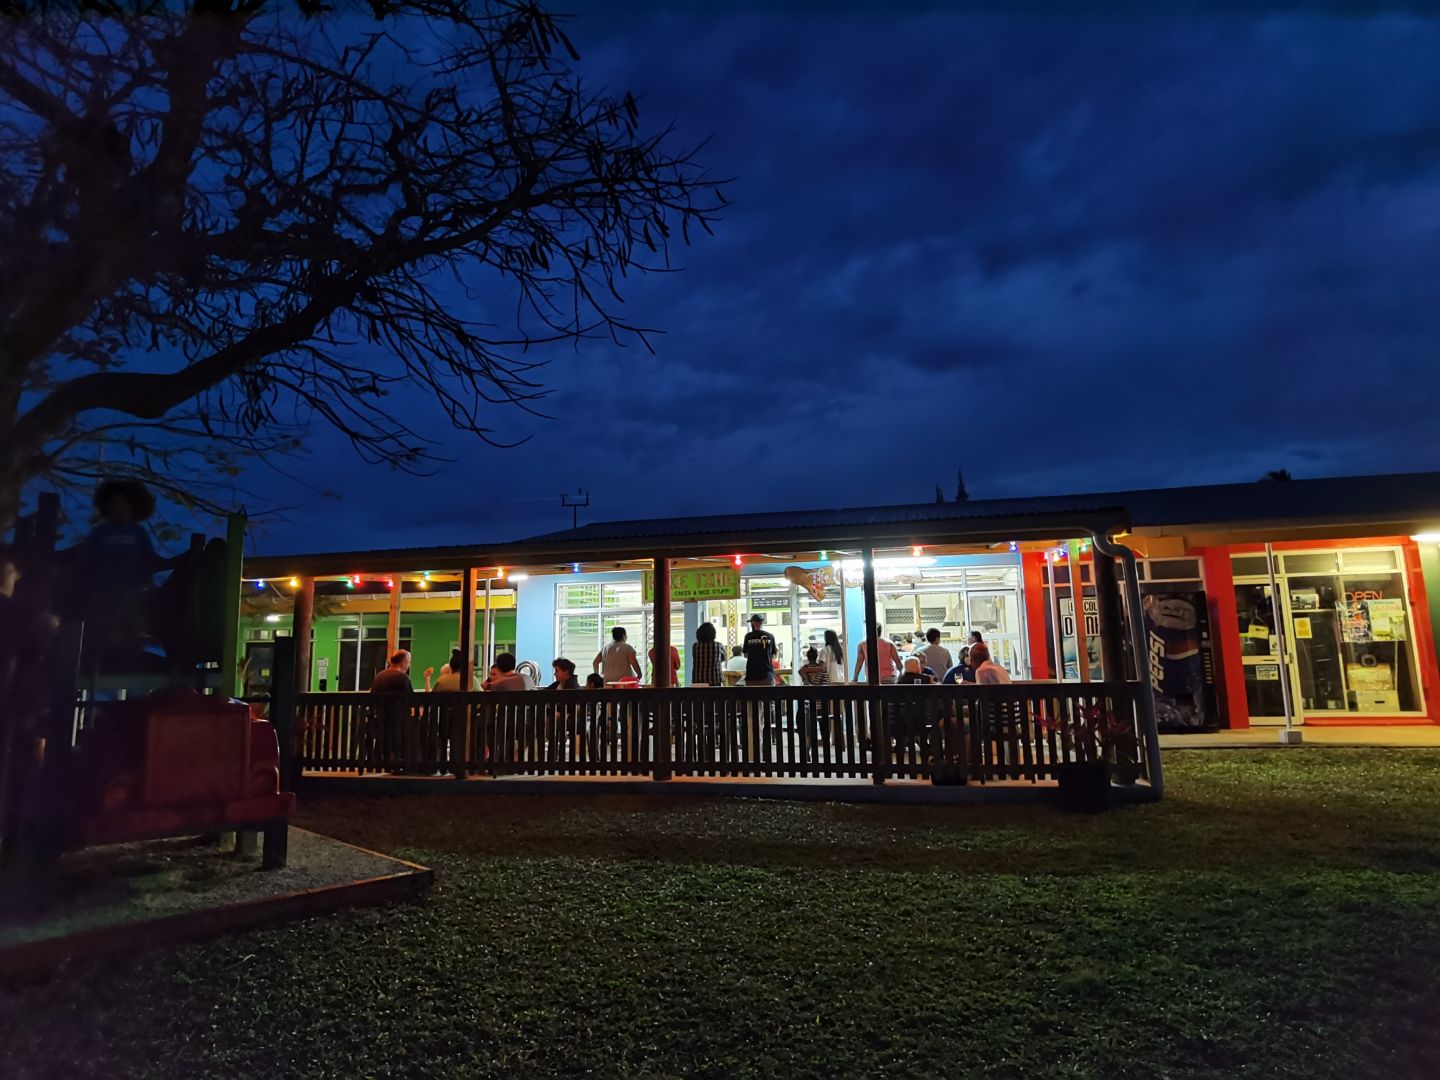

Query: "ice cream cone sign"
<box><xmin>784</xmin><ymin>565</ymin><xmax>829</xmax><ymax>602</ymax></box>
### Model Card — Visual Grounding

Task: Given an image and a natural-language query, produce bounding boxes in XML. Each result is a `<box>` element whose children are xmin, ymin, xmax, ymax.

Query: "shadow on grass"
<box><xmin>294</xmin><ymin>748</ymin><xmax>1440</xmax><ymax>879</ymax></box>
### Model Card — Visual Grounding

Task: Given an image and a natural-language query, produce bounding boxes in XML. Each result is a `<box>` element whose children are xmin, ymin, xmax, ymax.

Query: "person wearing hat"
<box><xmin>742</xmin><ymin>613</ymin><xmax>778</xmax><ymax>686</ymax></box>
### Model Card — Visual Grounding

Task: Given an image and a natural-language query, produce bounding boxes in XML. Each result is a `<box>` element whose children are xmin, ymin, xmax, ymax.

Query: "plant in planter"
<box><xmin>1040</xmin><ymin>705</ymin><xmax>1143</xmax><ymax>786</ymax></box>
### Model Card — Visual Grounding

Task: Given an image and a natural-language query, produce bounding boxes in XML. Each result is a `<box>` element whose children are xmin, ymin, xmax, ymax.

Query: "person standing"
<box><xmin>742</xmin><ymin>614</ymin><xmax>777</xmax><ymax>686</ymax></box>
<box><xmin>648</xmin><ymin>640</ymin><xmax>681</xmax><ymax>687</ymax></box>
<box><xmin>593</xmin><ymin>626</ymin><xmax>642</xmax><ymax>685</ymax></box>
<box><xmin>369</xmin><ymin>649</ymin><xmax>413</xmax><ymax>770</ymax></box>
<box><xmin>917</xmin><ymin>628</ymin><xmax>952</xmax><ymax>682</ymax></box>
<box><xmin>822</xmin><ymin>629</ymin><xmax>847</xmax><ymax>686</ymax></box>
<box><xmin>854</xmin><ymin>624</ymin><xmax>902</xmax><ymax>684</ymax></box>
<box><xmin>691</xmin><ymin>621</ymin><xmax>727</xmax><ymax>687</ymax></box>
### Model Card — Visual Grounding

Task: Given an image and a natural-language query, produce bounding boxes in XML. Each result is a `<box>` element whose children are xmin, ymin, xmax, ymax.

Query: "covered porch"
<box><xmin>245</xmin><ymin>503</ymin><xmax>1163</xmax><ymax>801</ymax></box>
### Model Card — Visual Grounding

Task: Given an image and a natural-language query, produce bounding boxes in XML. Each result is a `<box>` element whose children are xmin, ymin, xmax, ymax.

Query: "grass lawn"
<box><xmin>4</xmin><ymin>748</ymin><xmax>1440</xmax><ymax>1079</ymax></box>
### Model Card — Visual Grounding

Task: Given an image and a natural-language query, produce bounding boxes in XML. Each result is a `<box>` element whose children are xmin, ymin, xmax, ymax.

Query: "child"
<box><xmin>797</xmin><ymin>646</ymin><xmax>828</xmax><ymax>687</ymax></box>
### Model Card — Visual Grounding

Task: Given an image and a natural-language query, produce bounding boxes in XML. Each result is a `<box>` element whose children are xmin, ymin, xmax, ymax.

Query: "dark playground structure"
<box><xmin>0</xmin><ymin>493</ymin><xmax>294</xmax><ymax>902</ymax></box>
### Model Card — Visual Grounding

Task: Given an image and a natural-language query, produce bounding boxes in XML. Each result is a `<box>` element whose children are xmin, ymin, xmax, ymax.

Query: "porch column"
<box><xmin>1091</xmin><ymin>533</ymin><xmax>1164</xmax><ymax>800</ymax></box>
<box><xmin>652</xmin><ymin>555</ymin><xmax>673</xmax><ymax>782</ymax></box>
<box><xmin>1092</xmin><ymin>548</ymin><xmax>1126</xmax><ymax>681</ymax></box>
<box><xmin>861</xmin><ymin>546</ymin><xmax>886</xmax><ymax>785</ymax></box>
<box><xmin>385</xmin><ymin>573</ymin><xmax>403</xmax><ymax>656</ymax></box>
<box><xmin>861</xmin><ymin>547</ymin><xmax>880</xmax><ymax>688</ymax></box>
<box><xmin>1068</xmin><ymin>540</ymin><xmax>1092</xmax><ymax>682</ymax></box>
<box><xmin>458</xmin><ymin>568</ymin><xmax>477</xmax><ymax>690</ymax></box>
<box><xmin>292</xmin><ymin>576</ymin><xmax>315</xmax><ymax>695</ymax></box>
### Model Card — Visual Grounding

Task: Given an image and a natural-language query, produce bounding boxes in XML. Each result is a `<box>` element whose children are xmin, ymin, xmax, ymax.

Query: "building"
<box><xmin>242</xmin><ymin>471</ymin><xmax>1440</xmax><ymax>731</ymax></box>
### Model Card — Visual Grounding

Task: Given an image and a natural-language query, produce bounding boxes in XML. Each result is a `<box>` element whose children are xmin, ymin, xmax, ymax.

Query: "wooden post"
<box><xmin>292</xmin><ymin>577</ymin><xmax>314</xmax><ymax>695</ymax></box>
<box><xmin>1069</xmin><ymin>540</ymin><xmax>1091</xmax><ymax>683</ymax></box>
<box><xmin>454</xmin><ymin>567</ymin><xmax>477</xmax><ymax>778</ymax></box>
<box><xmin>386</xmin><ymin>573</ymin><xmax>402</xmax><ymax>656</ymax></box>
<box><xmin>270</xmin><ymin>634</ymin><xmax>297</xmax><ymax>791</ymax></box>
<box><xmin>1091</xmin><ymin>542</ymin><xmax>1126</xmax><ymax>682</ymax></box>
<box><xmin>220</xmin><ymin>512</ymin><xmax>245</xmax><ymax>697</ymax></box>
<box><xmin>459</xmin><ymin>568</ymin><xmax>477</xmax><ymax>690</ymax></box>
<box><xmin>652</xmin><ymin>556</ymin><xmax>672</xmax><ymax>781</ymax></box>
<box><xmin>861</xmin><ymin>546</ymin><xmax>885</xmax><ymax>785</ymax></box>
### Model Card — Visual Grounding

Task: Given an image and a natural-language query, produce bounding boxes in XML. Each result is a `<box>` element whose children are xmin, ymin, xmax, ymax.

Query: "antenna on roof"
<box><xmin>561</xmin><ymin>489</ymin><xmax>590</xmax><ymax>530</ymax></box>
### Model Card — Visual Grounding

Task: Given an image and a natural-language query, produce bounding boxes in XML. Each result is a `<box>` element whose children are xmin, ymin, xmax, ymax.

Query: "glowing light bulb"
<box><xmin>1008</xmin><ymin>541</ymin><xmax>1018</xmax><ymax>553</ymax></box>
<box><xmin>912</xmin><ymin>546</ymin><xmax>922</xmax><ymax>558</ymax></box>
<box><xmin>572</xmin><ymin>563</ymin><xmax>581</xmax><ymax>574</ymax></box>
<box><xmin>733</xmin><ymin>554</ymin><xmax>744</xmax><ymax>567</ymax></box>
<box><xmin>288</xmin><ymin>577</ymin><xmax>299</xmax><ymax>588</ymax></box>
<box><xmin>254</xmin><ymin>579</ymin><xmax>265</xmax><ymax>590</ymax></box>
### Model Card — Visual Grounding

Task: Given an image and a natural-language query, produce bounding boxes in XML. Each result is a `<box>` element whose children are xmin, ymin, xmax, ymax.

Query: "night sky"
<box><xmin>243</xmin><ymin>2</ymin><xmax>1440</xmax><ymax>558</ymax></box>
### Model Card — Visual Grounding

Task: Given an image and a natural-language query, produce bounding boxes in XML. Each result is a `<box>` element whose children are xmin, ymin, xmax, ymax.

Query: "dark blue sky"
<box><xmin>243</xmin><ymin>2</ymin><xmax>1440</xmax><ymax>557</ymax></box>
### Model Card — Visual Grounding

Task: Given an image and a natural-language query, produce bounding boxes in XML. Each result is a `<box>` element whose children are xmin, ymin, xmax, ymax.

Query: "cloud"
<box><xmin>236</xmin><ymin>5</ymin><xmax>1440</xmax><ymax>554</ymax></box>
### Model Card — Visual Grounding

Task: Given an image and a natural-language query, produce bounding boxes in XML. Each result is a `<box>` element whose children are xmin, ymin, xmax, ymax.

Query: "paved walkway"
<box><xmin>1160</xmin><ymin>725</ymin><xmax>1440</xmax><ymax>748</ymax></box>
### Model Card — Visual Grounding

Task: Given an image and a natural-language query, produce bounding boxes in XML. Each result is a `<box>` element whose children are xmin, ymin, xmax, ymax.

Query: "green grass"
<box><xmin>5</xmin><ymin>748</ymin><xmax>1440</xmax><ymax>1079</ymax></box>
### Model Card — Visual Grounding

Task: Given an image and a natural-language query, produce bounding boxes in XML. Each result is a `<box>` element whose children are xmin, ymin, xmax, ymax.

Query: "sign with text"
<box><xmin>643</xmin><ymin>566</ymin><xmax>742</xmax><ymax>603</ymax></box>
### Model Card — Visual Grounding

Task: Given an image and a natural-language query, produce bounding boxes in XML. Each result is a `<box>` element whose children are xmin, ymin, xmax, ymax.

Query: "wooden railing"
<box><xmin>294</xmin><ymin>681</ymin><xmax>1148</xmax><ymax>786</ymax></box>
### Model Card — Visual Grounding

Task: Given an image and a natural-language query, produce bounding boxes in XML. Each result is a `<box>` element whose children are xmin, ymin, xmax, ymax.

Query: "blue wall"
<box><xmin>514</xmin><ymin>554</ymin><xmax>1021</xmax><ymax>680</ymax></box>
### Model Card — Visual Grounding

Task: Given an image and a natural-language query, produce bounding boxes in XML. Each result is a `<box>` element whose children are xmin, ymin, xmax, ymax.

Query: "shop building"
<box><xmin>241</xmin><ymin>471</ymin><xmax>1440</xmax><ymax>731</ymax></box>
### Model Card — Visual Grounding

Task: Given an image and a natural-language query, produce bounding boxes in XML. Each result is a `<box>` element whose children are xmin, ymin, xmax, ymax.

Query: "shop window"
<box><xmin>1231</xmin><ymin>555</ymin><xmax>1269</xmax><ymax>577</ymax></box>
<box><xmin>1147</xmin><ymin>558</ymin><xmax>1201</xmax><ymax>581</ymax></box>
<box><xmin>1232</xmin><ymin>547</ymin><xmax>1422</xmax><ymax>718</ymax></box>
<box><xmin>1281</xmin><ymin>552</ymin><xmax>1339</xmax><ymax>575</ymax></box>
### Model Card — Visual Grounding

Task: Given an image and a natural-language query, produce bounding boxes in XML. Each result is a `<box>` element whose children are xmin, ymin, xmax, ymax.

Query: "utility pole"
<box><xmin>561</xmin><ymin>489</ymin><xmax>590</xmax><ymax>530</ymax></box>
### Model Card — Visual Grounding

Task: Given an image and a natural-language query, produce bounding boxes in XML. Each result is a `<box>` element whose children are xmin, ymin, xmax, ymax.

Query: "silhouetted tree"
<box><xmin>954</xmin><ymin>468</ymin><xmax>969</xmax><ymax>503</ymax></box>
<box><xmin>1262</xmin><ymin>469</ymin><xmax>1294</xmax><ymax>482</ymax></box>
<box><xmin>0</xmin><ymin>1</ymin><xmax>723</xmax><ymax>529</ymax></box>
<box><xmin>934</xmin><ymin>484</ymin><xmax>945</xmax><ymax>504</ymax></box>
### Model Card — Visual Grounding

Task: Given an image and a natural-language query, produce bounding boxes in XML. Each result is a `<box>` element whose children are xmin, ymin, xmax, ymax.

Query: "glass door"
<box><xmin>966</xmin><ymin>591</ymin><xmax>1026</xmax><ymax>677</ymax></box>
<box><xmin>1233</xmin><ymin>582</ymin><xmax>1290</xmax><ymax>723</ymax></box>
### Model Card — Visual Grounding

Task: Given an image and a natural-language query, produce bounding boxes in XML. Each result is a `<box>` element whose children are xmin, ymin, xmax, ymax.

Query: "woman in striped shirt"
<box><xmin>690</xmin><ymin>620</ymin><xmax>727</xmax><ymax>687</ymax></box>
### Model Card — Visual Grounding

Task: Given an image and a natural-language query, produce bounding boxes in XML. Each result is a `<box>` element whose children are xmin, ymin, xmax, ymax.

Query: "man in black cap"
<box><xmin>743</xmin><ymin>613</ymin><xmax>778</xmax><ymax>687</ymax></box>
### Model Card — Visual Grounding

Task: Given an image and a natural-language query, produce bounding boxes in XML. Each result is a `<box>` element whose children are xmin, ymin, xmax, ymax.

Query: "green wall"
<box><xmin>239</xmin><ymin>609</ymin><xmax>517</xmax><ymax>692</ymax></box>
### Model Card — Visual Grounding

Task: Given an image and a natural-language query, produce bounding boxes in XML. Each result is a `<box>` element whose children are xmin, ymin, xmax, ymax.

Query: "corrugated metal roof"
<box><xmin>243</xmin><ymin>470</ymin><xmax>1440</xmax><ymax>575</ymax></box>
<box><xmin>519</xmin><ymin>471</ymin><xmax>1440</xmax><ymax>544</ymax></box>
<box><xmin>521</xmin><ymin>495</ymin><xmax>1124</xmax><ymax>544</ymax></box>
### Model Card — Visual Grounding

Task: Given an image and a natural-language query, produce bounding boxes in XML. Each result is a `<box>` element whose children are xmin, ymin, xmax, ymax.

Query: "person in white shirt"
<box><xmin>969</xmin><ymin>642</ymin><xmax>1012</xmax><ymax>685</ymax></box>
<box><xmin>821</xmin><ymin>629</ymin><xmax>847</xmax><ymax>685</ymax></box>
<box><xmin>724</xmin><ymin>645</ymin><xmax>748</xmax><ymax>674</ymax></box>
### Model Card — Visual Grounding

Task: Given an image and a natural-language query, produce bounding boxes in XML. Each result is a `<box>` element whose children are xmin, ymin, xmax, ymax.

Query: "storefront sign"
<box><xmin>642</xmin><ymin>567</ymin><xmax>741</xmax><ymax>603</ymax></box>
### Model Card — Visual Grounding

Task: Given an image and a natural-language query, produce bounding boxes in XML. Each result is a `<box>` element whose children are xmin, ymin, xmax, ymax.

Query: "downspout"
<box><xmin>1090</xmin><ymin>528</ymin><xmax>1164</xmax><ymax>801</ymax></box>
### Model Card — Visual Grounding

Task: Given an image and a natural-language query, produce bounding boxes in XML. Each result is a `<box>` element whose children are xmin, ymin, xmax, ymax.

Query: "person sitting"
<box><xmin>969</xmin><ymin>642</ymin><xmax>1012</xmax><ymax>684</ymax></box>
<box><xmin>426</xmin><ymin>648</ymin><xmax>466</xmax><ymax>691</ymax></box>
<box><xmin>482</xmin><ymin>651</ymin><xmax>529</xmax><ymax>691</ymax></box>
<box><xmin>917</xmin><ymin>628</ymin><xmax>952</xmax><ymax>684</ymax></box>
<box><xmin>941</xmin><ymin>646</ymin><xmax>975</xmax><ymax>685</ymax></box>
<box><xmin>584</xmin><ymin>673</ymin><xmax>605</xmax><ymax>689</ymax></box>
<box><xmin>723</xmin><ymin>643</ymin><xmax>748</xmax><ymax>682</ymax></box>
<box><xmin>897</xmin><ymin>655</ymin><xmax>936</xmax><ymax>685</ymax></box>
<box><xmin>548</xmin><ymin>658</ymin><xmax>581</xmax><ymax>689</ymax></box>
<box><xmin>370</xmin><ymin>649</ymin><xmax>414</xmax><ymax>693</ymax></box>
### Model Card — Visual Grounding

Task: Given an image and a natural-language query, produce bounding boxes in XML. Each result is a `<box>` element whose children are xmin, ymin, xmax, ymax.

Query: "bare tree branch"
<box><xmin>0</xmin><ymin>0</ymin><xmax>725</xmax><ymax>530</ymax></box>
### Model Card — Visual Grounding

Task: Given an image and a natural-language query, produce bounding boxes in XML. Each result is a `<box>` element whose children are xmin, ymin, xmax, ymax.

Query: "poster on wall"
<box><xmin>1058</xmin><ymin>596</ymin><xmax>1102</xmax><ymax>680</ymax></box>
<box><xmin>1142</xmin><ymin>591</ymin><xmax>1218</xmax><ymax>732</ymax></box>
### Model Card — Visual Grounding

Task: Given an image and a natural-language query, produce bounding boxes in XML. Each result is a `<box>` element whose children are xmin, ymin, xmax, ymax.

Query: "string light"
<box><xmin>347</xmin><ymin>576</ymin><xmax>358</xmax><ymax>588</ymax></box>
<box><xmin>733</xmin><ymin>554</ymin><xmax>744</xmax><ymax>567</ymax></box>
<box><xmin>1008</xmin><ymin>541</ymin><xmax>1018</xmax><ymax>553</ymax></box>
<box><xmin>571</xmin><ymin>563</ymin><xmax>581</xmax><ymax>574</ymax></box>
<box><xmin>819</xmin><ymin>550</ymin><xmax>828</xmax><ymax>561</ymax></box>
<box><xmin>288</xmin><ymin>577</ymin><xmax>299</xmax><ymax>588</ymax></box>
<box><xmin>497</xmin><ymin>567</ymin><xmax>506</xmax><ymax>580</ymax></box>
<box><xmin>254</xmin><ymin>579</ymin><xmax>266</xmax><ymax>590</ymax></box>
<box><xmin>385</xmin><ymin>578</ymin><xmax>394</xmax><ymax>588</ymax></box>
<box><xmin>912</xmin><ymin>545</ymin><xmax>923</xmax><ymax>558</ymax></box>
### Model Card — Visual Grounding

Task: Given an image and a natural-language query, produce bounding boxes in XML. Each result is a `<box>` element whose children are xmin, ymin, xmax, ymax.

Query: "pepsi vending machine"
<box><xmin>1142</xmin><ymin>591</ymin><xmax>1219</xmax><ymax>732</ymax></box>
